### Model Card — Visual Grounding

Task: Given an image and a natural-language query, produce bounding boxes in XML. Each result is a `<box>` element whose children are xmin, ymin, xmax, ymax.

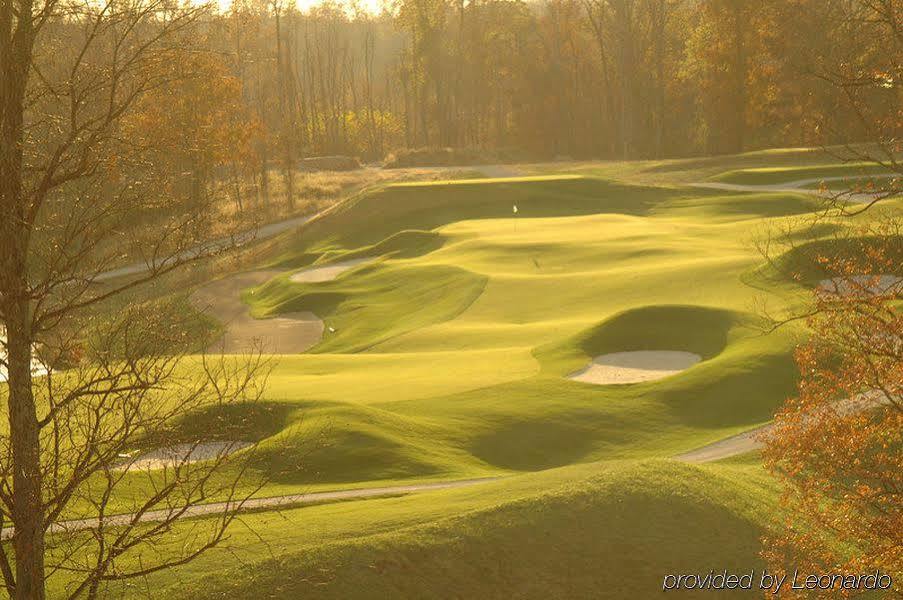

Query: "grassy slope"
<box><xmin>61</xmin><ymin>150</ymin><xmax>899</xmax><ymax>598</ymax></box>
<box><xmin>220</xmin><ymin>174</ymin><xmax>815</xmax><ymax>491</ymax></box>
<box><xmin>93</xmin><ymin>460</ymin><xmax>777</xmax><ymax>600</ymax></box>
<box><xmin>708</xmin><ymin>162</ymin><xmax>892</xmax><ymax>185</ymax></box>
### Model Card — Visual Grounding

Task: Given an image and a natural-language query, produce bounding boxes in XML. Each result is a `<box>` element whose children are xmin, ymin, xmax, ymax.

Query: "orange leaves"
<box><xmin>122</xmin><ymin>49</ymin><xmax>260</xmax><ymax>180</ymax></box>
<box><xmin>762</xmin><ymin>226</ymin><xmax>902</xmax><ymax>594</ymax></box>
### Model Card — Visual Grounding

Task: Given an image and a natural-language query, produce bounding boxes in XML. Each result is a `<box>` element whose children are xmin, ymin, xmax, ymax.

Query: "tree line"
<box><xmin>196</xmin><ymin>0</ymin><xmax>898</xmax><ymax>168</ymax></box>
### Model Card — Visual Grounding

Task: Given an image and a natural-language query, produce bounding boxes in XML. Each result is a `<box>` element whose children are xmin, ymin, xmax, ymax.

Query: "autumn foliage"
<box><xmin>123</xmin><ymin>49</ymin><xmax>261</xmax><ymax>204</ymax></box>
<box><xmin>761</xmin><ymin>229</ymin><xmax>902</xmax><ymax>596</ymax></box>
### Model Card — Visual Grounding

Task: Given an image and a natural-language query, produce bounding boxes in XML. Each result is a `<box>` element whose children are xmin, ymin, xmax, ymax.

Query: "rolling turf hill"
<box><xmin>64</xmin><ymin>150</ymin><xmax>901</xmax><ymax>599</ymax></box>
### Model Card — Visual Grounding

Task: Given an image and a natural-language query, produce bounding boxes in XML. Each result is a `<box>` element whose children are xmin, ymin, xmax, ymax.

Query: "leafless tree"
<box><xmin>1</xmin><ymin>0</ymin><xmax>270</xmax><ymax>598</ymax></box>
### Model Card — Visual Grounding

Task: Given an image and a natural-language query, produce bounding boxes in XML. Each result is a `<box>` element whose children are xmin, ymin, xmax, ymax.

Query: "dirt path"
<box><xmin>692</xmin><ymin>174</ymin><xmax>897</xmax><ymax>203</ymax></box>
<box><xmin>191</xmin><ymin>270</ymin><xmax>324</xmax><ymax>354</ymax></box>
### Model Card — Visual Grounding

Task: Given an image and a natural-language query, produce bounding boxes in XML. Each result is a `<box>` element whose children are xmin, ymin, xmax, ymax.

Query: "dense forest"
<box><xmin>190</xmin><ymin>0</ymin><xmax>899</xmax><ymax>165</ymax></box>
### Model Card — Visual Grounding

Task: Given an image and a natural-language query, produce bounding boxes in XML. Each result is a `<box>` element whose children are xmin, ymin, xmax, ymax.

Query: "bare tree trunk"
<box><xmin>584</xmin><ymin>0</ymin><xmax>618</xmax><ymax>157</ymax></box>
<box><xmin>730</xmin><ymin>0</ymin><xmax>747</xmax><ymax>153</ymax></box>
<box><xmin>7</xmin><ymin>303</ymin><xmax>45</xmax><ymax>600</ymax></box>
<box><xmin>1</xmin><ymin>5</ymin><xmax>46</xmax><ymax>592</ymax></box>
<box><xmin>650</xmin><ymin>0</ymin><xmax>669</xmax><ymax>158</ymax></box>
<box><xmin>612</xmin><ymin>0</ymin><xmax>636</xmax><ymax>158</ymax></box>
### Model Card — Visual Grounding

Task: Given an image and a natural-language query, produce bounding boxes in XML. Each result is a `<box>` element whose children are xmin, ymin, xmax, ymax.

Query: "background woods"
<box><xmin>192</xmin><ymin>0</ymin><xmax>898</xmax><ymax>165</ymax></box>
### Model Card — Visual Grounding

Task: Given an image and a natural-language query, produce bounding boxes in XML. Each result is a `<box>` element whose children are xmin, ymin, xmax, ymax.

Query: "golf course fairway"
<box><xmin>74</xmin><ymin>154</ymin><xmax>901</xmax><ymax>599</ymax></box>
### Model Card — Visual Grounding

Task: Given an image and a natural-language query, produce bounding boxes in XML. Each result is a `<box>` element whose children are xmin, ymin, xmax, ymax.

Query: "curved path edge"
<box><xmin>3</xmin><ymin>409</ymin><xmax>847</xmax><ymax>541</ymax></box>
<box><xmin>1</xmin><ymin>477</ymin><xmax>502</xmax><ymax>540</ymax></box>
<box><xmin>692</xmin><ymin>174</ymin><xmax>898</xmax><ymax>204</ymax></box>
<box><xmin>674</xmin><ymin>425</ymin><xmax>769</xmax><ymax>463</ymax></box>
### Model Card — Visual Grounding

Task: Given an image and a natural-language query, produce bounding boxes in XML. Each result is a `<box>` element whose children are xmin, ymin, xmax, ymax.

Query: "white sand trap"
<box><xmin>118</xmin><ymin>441</ymin><xmax>252</xmax><ymax>471</ymax></box>
<box><xmin>289</xmin><ymin>258</ymin><xmax>372</xmax><ymax>283</ymax></box>
<box><xmin>569</xmin><ymin>351</ymin><xmax>702</xmax><ymax>385</ymax></box>
<box><xmin>818</xmin><ymin>274</ymin><xmax>902</xmax><ymax>297</ymax></box>
<box><xmin>192</xmin><ymin>271</ymin><xmax>324</xmax><ymax>354</ymax></box>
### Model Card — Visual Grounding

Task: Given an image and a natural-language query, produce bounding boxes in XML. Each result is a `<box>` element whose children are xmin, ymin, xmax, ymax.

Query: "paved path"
<box><xmin>692</xmin><ymin>174</ymin><xmax>897</xmax><ymax>204</ymax></box>
<box><xmin>96</xmin><ymin>214</ymin><xmax>316</xmax><ymax>281</ymax></box>
<box><xmin>1</xmin><ymin>477</ymin><xmax>501</xmax><ymax>540</ymax></box>
<box><xmin>675</xmin><ymin>425</ymin><xmax>770</xmax><ymax>463</ymax></box>
<box><xmin>9</xmin><ymin>388</ymin><xmax>889</xmax><ymax>538</ymax></box>
<box><xmin>676</xmin><ymin>390</ymin><xmax>891</xmax><ymax>463</ymax></box>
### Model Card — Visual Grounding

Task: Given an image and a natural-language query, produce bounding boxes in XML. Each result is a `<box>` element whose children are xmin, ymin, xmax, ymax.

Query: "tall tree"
<box><xmin>0</xmin><ymin>2</ymin><xmax>266</xmax><ymax>598</ymax></box>
<box><xmin>761</xmin><ymin>0</ymin><xmax>901</xmax><ymax>589</ymax></box>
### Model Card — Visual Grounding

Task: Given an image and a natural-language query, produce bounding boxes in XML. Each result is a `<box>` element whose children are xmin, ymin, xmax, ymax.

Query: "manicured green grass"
<box><xmin>51</xmin><ymin>150</ymin><xmax>900</xmax><ymax>598</ymax></box>
<box><xmin>114</xmin><ymin>459</ymin><xmax>778</xmax><ymax>600</ymax></box>
<box><xmin>248</xmin><ymin>263</ymin><xmax>487</xmax><ymax>353</ymax></box>
<box><xmin>206</xmin><ymin>174</ymin><xmax>813</xmax><ymax>489</ymax></box>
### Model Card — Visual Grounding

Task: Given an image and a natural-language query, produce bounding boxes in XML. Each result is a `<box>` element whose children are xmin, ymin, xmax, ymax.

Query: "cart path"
<box><xmin>676</xmin><ymin>389</ymin><xmax>891</xmax><ymax>463</ymax></box>
<box><xmin>1</xmin><ymin>477</ymin><xmax>502</xmax><ymax>540</ymax></box>
<box><xmin>96</xmin><ymin>164</ymin><xmax>531</xmax><ymax>282</ymax></box>
<box><xmin>6</xmin><ymin>390</ymin><xmax>889</xmax><ymax>538</ymax></box>
<box><xmin>692</xmin><ymin>174</ymin><xmax>898</xmax><ymax>203</ymax></box>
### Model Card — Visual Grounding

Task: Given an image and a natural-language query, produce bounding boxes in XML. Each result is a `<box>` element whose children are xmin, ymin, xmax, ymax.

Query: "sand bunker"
<box><xmin>569</xmin><ymin>351</ymin><xmax>701</xmax><ymax>385</ymax></box>
<box><xmin>817</xmin><ymin>274</ymin><xmax>902</xmax><ymax>297</ymax></box>
<box><xmin>192</xmin><ymin>271</ymin><xmax>324</xmax><ymax>354</ymax></box>
<box><xmin>117</xmin><ymin>441</ymin><xmax>252</xmax><ymax>471</ymax></box>
<box><xmin>289</xmin><ymin>258</ymin><xmax>372</xmax><ymax>283</ymax></box>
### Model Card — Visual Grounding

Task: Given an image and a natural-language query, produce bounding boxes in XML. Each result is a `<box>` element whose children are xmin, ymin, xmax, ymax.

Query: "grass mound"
<box><xmin>331</xmin><ymin>229</ymin><xmax>445</xmax><ymax>262</ymax></box>
<box><xmin>760</xmin><ymin>235</ymin><xmax>903</xmax><ymax>286</ymax></box>
<box><xmin>151</xmin><ymin>402</ymin><xmax>294</xmax><ymax>447</ymax></box>
<box><xmin>577</xmin><ymin>305</ymin><xmax>736</xmax><ymax>359</ymax></box>
<box><xmin>249</xmin><ymin>403</ymin><xmax>448</xmax><ymax>484</ymax></box>
<box><xmin>289</xmin><ymin>176</ymin><xmax>686</xmax><ymax>252</ymax></box>
<box><xmin>166</xmin><ymin>460</ymin><xmax>775</xmax><ymax>600</ymax></box>
<box><xmin>538</xmin><ymin>305</ymin><xmax>741</xmax><ymax>378</ymax></box>
<box><xmin>655</xmin><ymin>191</ymin><xmax>820</xmax><ymax>219</ymax></box>
<box><xmin>247</xmin><ymin>263</ymin><xmax>487</xmax><ymax>353</ymax></box>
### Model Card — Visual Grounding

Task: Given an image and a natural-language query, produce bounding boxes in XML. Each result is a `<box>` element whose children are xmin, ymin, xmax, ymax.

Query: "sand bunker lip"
<box><xmin>116</xmin><ymin>441</ymin><xmax>252</xmax><ymax>471</ymax></box>
<box><xmin>289</xmin><ymin>258</ymin><xmax>373</xmax><ymax>283</ymax></box>
<box><xmin>192</xmin><ymin>270</ymin><xmax>324</xmax><ymax>354</ymax></box>
<box><xmin>568</xmin><ymin>351</ymin><xmax>702</xmax><ymax>385</ymax></box>
<box><xmin>817</xmin><ymin>274</ymin><xmax>901</xmax><ymax>297</ymax></box>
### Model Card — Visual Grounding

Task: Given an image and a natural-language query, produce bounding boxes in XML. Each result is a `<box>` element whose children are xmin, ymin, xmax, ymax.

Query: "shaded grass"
<box><xmin>281</xmin><ymin>176</ymin><xmax>690</xmax><ymax>256</ymax></box>
<box><xmin>752</xmin><ymin>234</ymin><xmax>903</xmax><ymax>287</ymax></box>
<box><xmin>247</xmin><ymin>263</ymin><xmax>488</xmax><ymax>353</ymax></box>
<box><xmin>154</xmin><ymin>460</ymin><xmax>778</xmax><ymax>600</ymax></box>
